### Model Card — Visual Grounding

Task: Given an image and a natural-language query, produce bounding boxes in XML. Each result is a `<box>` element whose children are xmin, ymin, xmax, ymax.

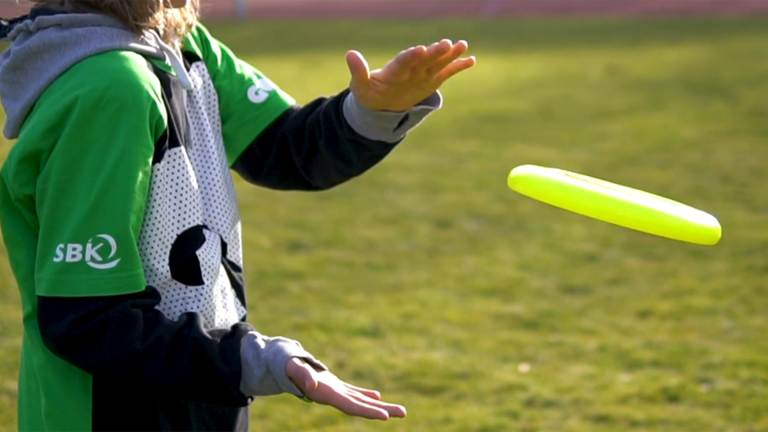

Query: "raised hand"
<box><xmin>285</xmin><ymin>358</ymin><xmax>407</xmax><ymax>420</ymax></box>
<box><xmin>346</xmin><ymin>39</ymin><xmax>476</xmax><ymax>112</ymax></box>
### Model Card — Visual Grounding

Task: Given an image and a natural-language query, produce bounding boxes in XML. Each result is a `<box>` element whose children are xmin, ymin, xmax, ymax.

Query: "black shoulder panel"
<box><xmin>147</xmin><ymin>60</ymin><xmax>189</xmax><ymax>165</ymax></box>
<box><xmin>183</xmin><ymin>50</ymin><xmax>204</xmax><ymax>67</ymax></box>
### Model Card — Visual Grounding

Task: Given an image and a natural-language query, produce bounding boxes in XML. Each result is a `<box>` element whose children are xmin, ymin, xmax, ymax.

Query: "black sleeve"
<box><xmin>232</xmin><ymin>89</ymin><xmax>399</xmax><ymax>191</ymax></box>
<box><xmin>37</xmin><ymin>286</ymin><xmax>253</xmax><ymax>407</ymax></box>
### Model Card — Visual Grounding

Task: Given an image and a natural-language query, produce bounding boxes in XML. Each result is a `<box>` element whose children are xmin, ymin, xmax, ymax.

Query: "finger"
<box><xmin>382</xmin><ymin>403</ymin><xmax>407</xmax><ymax>418</ymax></box>
<box><xmin>426</xmin><ymin>40</ymin><xmax>470</xmax><ymax>76</ymax></box>
<box><xmin>426</xmin><ymin>39</ymin><xmax>454</xmax><ymax>60</ymax></box>
<box><xmin>414</xmin><ymin>39</ymin><xmax>453</xmax><ymax>71</ymax></box>
<box><xmin>345</xmin><ymin>391</ymin><xmax>407</xmax><ymax>418</ymax></box>
<box><xmin>435</xmin><ymin>56</ymin><xmax>477</xmax><ymax>85</ymax></box>
<box><xmin>408</xmin><ymin>44</ymin><xmax>429</xmax><ymax>65</ymax></box>
<box><xmin>397</xmin><ymin>46</ymin><xmax>428</xmax><ymax>70</ymax></box>
<box><xmin>346</xmin><ymin>50</ymin><xmax>371</xmax><ymax>86</ymax></box>
<box><xmin>343</xmin><ymin>382</ymin><xmax>382</xmax><ymax>400</ymax></box>
<box><xmin>330</xmin><ymin>394</ymin><xmax>391</xmax><ymax>420</ymax></box>
<box><xmin>379</xmin><ymin>46</ymin><xmax>426</xmax><ymax>79</ymax></box>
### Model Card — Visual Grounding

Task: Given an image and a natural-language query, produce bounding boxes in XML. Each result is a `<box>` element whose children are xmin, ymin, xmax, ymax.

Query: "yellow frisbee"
<box><xmin>507</xmin><ymin>165</ymin><xmax>722</xmax><ymax>245</ymax></box>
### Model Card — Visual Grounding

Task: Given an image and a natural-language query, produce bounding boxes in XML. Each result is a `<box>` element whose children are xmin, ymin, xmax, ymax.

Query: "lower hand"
<box><xmin>285</xmin><ymin>358</ymin><xmax>407</xmax><ymax>420</ymax></box>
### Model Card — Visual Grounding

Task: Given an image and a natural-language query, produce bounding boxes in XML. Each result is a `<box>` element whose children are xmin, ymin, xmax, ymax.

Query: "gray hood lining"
<box><xmin>0</xmin><ymin>10</ymin><xmax>171</xmax><ymax>139</ymax></box>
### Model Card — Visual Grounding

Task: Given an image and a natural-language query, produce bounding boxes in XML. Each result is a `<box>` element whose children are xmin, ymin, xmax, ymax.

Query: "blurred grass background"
<box><xmin>1</xmin><ymin>16</ymin><xmax>768</xmax><ymax>431</ymax></box>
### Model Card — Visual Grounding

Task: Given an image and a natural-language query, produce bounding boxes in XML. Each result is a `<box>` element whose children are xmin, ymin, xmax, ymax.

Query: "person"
<box><xmin>0</xmin><ymin>0</ymin><xmax>476</xmax><ymax>430</ymax></box>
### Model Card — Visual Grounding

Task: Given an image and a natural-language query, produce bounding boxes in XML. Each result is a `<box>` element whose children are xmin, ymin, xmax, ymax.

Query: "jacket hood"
<box><xmin>0</xmin><ymin>7</ymin><xmax>168</xmax><ymax>139</ymax></box>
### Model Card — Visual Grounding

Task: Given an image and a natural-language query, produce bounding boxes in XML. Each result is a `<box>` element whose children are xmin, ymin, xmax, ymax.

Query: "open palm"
<box><xmin>286</xmin><ymin>358</ymin><xmax>406</xmax><ymax>420</ymax></box>
<box><xmin>347</xmin><ymin>39</ymin><xmax>476</xmax><ymax>112</ymax></box>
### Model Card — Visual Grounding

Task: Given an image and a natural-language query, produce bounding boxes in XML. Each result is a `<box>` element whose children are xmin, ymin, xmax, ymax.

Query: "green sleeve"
<box><xmin>29</xmin><ymin>51</ymin><xmax>166</xmax><ymax>297</ymax></box>
<box><xmin>184</xmin><ymin>24</ymin><xmax>295</xmax><ymax>166</ymax></box>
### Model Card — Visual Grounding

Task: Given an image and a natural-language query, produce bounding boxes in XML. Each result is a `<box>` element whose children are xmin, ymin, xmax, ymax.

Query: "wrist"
<box><xmin>343</xmin><ymin>91</ymin><xmax>443</xmax><ymax>143</ymax></box>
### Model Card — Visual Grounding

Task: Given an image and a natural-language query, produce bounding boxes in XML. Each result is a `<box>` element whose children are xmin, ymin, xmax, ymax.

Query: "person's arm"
<box><xmin>37</xmin><ymin>289</ymin><xmax>253</xmax><ymax>405</ymax></box>
<box><xmin>38</xmin><ymin>288</ymin><xmax>323</xmax><ymax>404</ymax></box>
<box><xmin>230</xmin><ymin>89</ymin><xmax>441</xmax><ymax>190</ymax></box>
<box><xmin>183</xmin><ymin>25</ymin><xmax>471</xmax><ymax>191</ymax></box>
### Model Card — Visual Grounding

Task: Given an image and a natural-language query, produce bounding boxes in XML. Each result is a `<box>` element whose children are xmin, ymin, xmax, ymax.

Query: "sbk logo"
<box><xmin>53</xmin><ymin>234</ymin><xmax>121</xmax><ymax>270</ymax></box>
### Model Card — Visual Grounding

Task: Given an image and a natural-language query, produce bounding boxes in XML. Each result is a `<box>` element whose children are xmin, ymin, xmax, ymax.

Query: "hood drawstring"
<box><xmin>149</xmin><ymin>31</ymin><xmax>194</xmax><ymax>91</ymax></box>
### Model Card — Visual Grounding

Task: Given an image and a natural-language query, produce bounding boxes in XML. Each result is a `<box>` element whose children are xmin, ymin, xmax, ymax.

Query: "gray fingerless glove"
<box><xmin>239</xmin><ymin>331</ymin><xmax>327</xmax><ymax>397</ymax></box>
<box><xmin>342</xmin><ymin>91</ymin><xmax>443</xmax><ymax>143</ymax></box>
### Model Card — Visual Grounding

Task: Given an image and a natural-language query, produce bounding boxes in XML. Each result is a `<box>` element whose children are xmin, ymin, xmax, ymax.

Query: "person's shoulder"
<box><xmin>183</xmin><ymin>23</ymin><xmax>216</xmax><ymax>59</ymax></box>
<box><xmin>186</xmin><ymin>23</ymin><xmax>216</xmax><ymax>44</ymax></box>
<box><xmin>50</xmin><ymin>50</ymin><xmax>163</xmax><ymax>103</ymax></box>
<box><xmin>23</xmin><ymin>50</ymin><xmax>166</xmax><ymax>140</ymax></box>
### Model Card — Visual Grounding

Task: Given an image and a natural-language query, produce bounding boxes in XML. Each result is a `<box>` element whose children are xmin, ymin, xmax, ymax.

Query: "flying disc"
<box><xmin>507</xmin><ymin>164</ymin><xmax>721</xmax><ymax>245</ymax></box>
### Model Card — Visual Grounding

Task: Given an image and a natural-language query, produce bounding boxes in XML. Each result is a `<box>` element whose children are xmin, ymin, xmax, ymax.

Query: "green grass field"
<box><xmin>1</xmin><ymin>16</ymin><xmax>768</xmax><ymax>432</ymax></box>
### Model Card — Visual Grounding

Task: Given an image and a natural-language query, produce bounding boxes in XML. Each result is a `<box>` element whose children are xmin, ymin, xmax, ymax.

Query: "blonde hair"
<box><xmin>27</xmin><ymin>0</ymin><xmax>199</xmax><ymax>46</ymax></box>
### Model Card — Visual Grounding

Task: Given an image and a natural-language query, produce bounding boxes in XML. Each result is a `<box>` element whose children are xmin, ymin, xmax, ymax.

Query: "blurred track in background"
<box><xmin>2</xmin><ymin>0</ymin><xmax>768</xmax><ymax>20</ymax></box>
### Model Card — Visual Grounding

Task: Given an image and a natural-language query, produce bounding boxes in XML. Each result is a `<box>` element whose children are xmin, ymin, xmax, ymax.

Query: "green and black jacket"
<box><xmin>0</xmin><ymin>6</ymin><xmax>440</xmax><ymax>432</ymax></box>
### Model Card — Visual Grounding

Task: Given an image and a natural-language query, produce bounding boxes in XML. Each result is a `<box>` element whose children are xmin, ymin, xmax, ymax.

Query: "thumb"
<box><xmin>346</xmin><ymin>50</ymin><xmax>370</xmax><ymax>86</ymax></box>
<box><xmin>287</xmin><ymin>358</ymin><xmax>319</xmax><ymax>392</ymax></box>
<box><xmin>302</xmin><ymin>362</ymin><xmax>319</xmax><ymax>392</ymax></box>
